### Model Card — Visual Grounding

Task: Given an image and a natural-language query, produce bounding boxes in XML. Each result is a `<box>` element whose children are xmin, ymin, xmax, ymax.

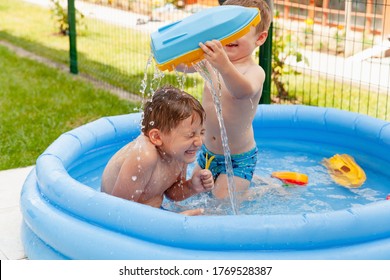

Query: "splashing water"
<box><xmin>151</xmin><ymin>65</ymin><xmax>165</xmax><ymax>92</ymax></box>
<box><xmin>193</xmin><ymin>60</ymin><xmax>239</xmax><ymax>215</ymax></box>
<box><xmin>174</xmin><ymin>65</ymin><xmax>188</xmax><ymax>90</ymax></box>
<box><xmin>140</xmin><ymin>54</ymin><xmax>154</xmax><ymax>103</ymax></box>
<box><xmin>140</xmin><ymin>54</ymin><xmax>166</xmax><ymax>105</ymax></box>
<box><xmin>139</xmin><ymin>54</ymin><xmax>166</xmax><ymax>135</ymax></box>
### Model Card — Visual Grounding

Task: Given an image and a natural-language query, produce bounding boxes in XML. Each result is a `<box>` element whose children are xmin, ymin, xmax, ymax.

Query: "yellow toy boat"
<box><xmin>322</xmin><ymin>154</ymin><xmax>366</xmax><ymax>188</ymax></box>
<box><xmin>271</xmin><ymin>171</ymin><xmax>308</xmax><ymax>186</ymax></box>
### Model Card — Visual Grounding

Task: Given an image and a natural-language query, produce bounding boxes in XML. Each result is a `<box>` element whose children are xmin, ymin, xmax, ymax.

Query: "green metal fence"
<box><xmin>67</xmin><ymin>0</ymin><xmax>390</xmax><ymax>119</ymax></box>
<box><xmin>271</xmin><ymin>0</ymin><xmax>390</xmax><ymax>120</ymax></box>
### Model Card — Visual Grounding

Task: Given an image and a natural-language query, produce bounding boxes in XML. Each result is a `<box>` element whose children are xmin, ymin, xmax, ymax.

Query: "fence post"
<box><xmin>68</xmin><ymin>0</ymin><xmax>78</xmax><ymax>74</ymax></box>
<box><xmin>383</xmin><ymin>0</ymin><xmax>390</xmax><ymax>38</ymax></box>
<box><xmin>259</xmin><ymin>21</ymin><xmax>273</xmax><ymax>104</ymax></box>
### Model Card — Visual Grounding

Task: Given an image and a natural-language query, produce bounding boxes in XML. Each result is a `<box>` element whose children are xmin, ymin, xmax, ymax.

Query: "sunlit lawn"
<box><xmin>0</xmin><ymin>44</ymin><xmax>137</xmax><ymax>170</ymax></box>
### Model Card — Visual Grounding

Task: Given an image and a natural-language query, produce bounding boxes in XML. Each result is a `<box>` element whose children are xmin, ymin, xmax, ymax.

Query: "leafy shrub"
<box><xmin>50</xmin><ymin>0</ymin><xmax>86</xmax><ymax>35</ymax></box>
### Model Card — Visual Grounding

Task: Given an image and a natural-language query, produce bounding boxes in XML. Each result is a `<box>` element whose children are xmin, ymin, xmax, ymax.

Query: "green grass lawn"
<box><xmin>0</xmin><ymin>0</ymin><xmax>70</xmax><ymax>64</ymax></box>
<box><xmin>0</xmin><ymin>44</ymin><xmax>138</xmax><ymax>170</ymax></box>
<box><xmin>0</xmin><ymin>0</ymin><xmax>204</xmax><ymax>98</ymax></box>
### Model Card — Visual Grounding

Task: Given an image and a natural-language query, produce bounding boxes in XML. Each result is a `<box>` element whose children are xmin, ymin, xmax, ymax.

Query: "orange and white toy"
<box><xmin>271</xmin><ymin>171</ymin><xmax>308</xmax><ymax>186</ymax></box>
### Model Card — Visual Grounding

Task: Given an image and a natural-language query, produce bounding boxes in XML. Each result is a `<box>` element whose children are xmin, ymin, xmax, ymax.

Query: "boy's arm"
<box><xmin>164</xmin><ymin>178</ymin><xmax>199</xmax><ymax>201</ymax></box>
<box><xmin>110</xmin><ymin>154</ymin><xmax>155</xmax><ymax>202</ymax></box>
<box><xmin>165</xmin><ymin>169</ymin><xmax>214</xmax><ymax>201</ymax></box>
<box><xmin>220</xmin><ymin>62</ymin><xmax>265</xmax><ymax>99</ymax></box>
<box><xmin>199</xmin><ymin>40</ymin><xmax>265</xmax><ymax>99</ymax></box>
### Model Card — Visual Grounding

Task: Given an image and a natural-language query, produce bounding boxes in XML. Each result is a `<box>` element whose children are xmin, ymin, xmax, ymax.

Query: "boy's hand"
<box><xmin>199</xmin><ymin>40</ymin><xmax>230</xmax><ymax>71</ymax></box>
<box><xmin>190</xmin><ymin>169</ymin><xmax>214</xmax><ymax>193</ymax></box>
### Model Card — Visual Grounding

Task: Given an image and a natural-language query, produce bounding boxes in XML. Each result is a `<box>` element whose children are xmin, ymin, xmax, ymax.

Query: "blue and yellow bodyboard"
<box><xmin>150</xmin><ymin>5</ymin><xmax>261</xmax><ymax>71</ymax></box>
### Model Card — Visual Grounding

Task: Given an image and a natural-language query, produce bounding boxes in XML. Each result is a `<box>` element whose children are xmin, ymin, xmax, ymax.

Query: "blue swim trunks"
<box><xmin>197</xmin><ymin>145</ymin><xmax>258</xmax><ymax>181</ymax></box>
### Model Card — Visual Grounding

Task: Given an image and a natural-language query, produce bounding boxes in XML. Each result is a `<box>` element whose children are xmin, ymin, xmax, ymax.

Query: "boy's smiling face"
<box><xmin>224</xmin><ymin>26</ymin><xmax>266</xmax><ymax>62</ymax></box>
<box><xmin>159</xmin><ymin>113</ymin><xmax>205</xmax><ymax>164</ymax></box>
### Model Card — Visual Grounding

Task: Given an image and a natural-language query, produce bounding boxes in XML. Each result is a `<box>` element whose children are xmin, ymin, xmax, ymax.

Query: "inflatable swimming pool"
<box><xmin>20</xmin><ymin>105</ymin><xmax>390</xmax><ymax>259</ymax></box>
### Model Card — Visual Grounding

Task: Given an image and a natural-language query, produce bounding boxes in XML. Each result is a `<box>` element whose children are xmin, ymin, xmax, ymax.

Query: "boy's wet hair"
<box><xmin>223</xmin><ymin>0</ymin><xmax>272</xmax><ymax>34</ymax></box>
<box><xmin>142</xmin><ymin>85</ymin><xmax>205</xmax><ymax>135</ymax></box>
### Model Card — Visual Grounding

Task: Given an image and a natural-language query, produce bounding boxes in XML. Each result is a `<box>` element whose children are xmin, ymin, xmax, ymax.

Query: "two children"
<box><xmin>102</xmin><ymin>0</ymin><xmax>272</xmax><ymax>212</ymax></box>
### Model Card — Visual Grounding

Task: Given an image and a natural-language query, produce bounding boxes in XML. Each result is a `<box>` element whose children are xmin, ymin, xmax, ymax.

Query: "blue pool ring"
<box><xmin>20</xmin><ymin>105</ymin><xmax>390</xmax><ymax>259</ymax></box>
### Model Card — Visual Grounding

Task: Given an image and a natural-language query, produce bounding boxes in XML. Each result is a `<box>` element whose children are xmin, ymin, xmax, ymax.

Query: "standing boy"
<box><xmin>193</xmin><ymin>0</ymin><xmax>272</xmax><ymax>198</ymax></box>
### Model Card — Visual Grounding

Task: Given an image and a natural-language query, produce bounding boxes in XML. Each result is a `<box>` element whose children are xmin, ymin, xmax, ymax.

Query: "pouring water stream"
<box><xmin>141</xmin><ymin>56</ymin><xmax>239</xmax><ymax>215</ymax></box>
<box><xmin>193</xmin><ymin>60</ymin><xmax>239</xmax><ymax>215</ymax></box>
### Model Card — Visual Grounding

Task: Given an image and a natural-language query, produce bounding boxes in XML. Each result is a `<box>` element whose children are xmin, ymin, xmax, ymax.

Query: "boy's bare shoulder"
<box><xmin>244</xmin><ymin>64</ymin><xmax>266</xmax><ymax>96</ymax></box>
<box><xmin>247</xmin><ymin>63</ymin><xmax>265</xmax><ymax>78</ymax></box>
<box><xmin>122</xmin><ymin>137</ymin><xmax>159</xmax><ymax>170</ymax></box>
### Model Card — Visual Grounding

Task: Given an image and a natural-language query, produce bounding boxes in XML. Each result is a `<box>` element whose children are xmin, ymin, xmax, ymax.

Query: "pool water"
<box><xmin>69</xmin><ymin>138</ymin><xmax>390</xmax><ymax>216</ymax></box>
